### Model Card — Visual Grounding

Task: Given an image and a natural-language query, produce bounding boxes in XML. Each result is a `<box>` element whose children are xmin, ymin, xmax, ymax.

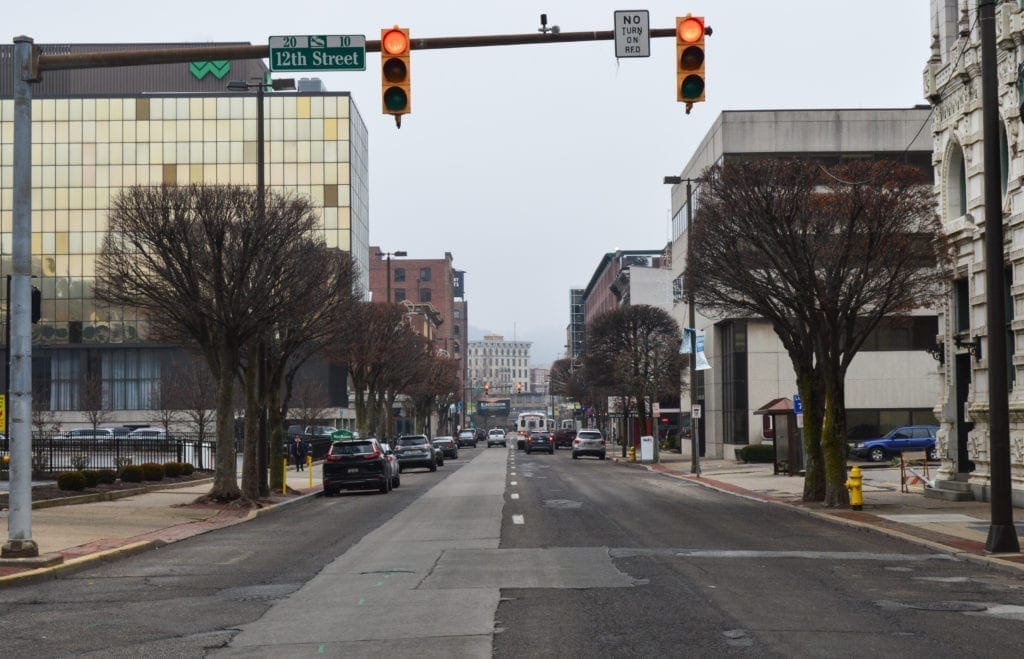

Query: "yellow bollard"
<box><xmin>628</xmin><ymin>445</ymin><xmax>637</xmax><ymax>462</ymax></box>
<box><xmin>845</xmin><ymin>465</ymin><xmax>864</xmax><ymax>511</ymax></box>
<box><xmin>307</xmin><ymin>455</ymin><xmax>313</xmax><ymax>489</ymax></box>
<box><xmin>282</xmin><ymin>458</ymin><xmax>288</xmax><ymax>495</ymax></box>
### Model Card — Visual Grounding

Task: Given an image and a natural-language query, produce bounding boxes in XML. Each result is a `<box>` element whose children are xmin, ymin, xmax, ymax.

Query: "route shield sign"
<box><xmin>269</xmin><ymin>35</ymin><xmax>366</xmax><ymax>71</ymax></box>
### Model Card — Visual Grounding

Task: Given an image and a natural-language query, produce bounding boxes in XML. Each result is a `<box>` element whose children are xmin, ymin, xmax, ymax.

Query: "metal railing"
<box><xmin>8</xmin><ymin>432</ymin><xmax>217</xmax><ymax>473</ymax></box>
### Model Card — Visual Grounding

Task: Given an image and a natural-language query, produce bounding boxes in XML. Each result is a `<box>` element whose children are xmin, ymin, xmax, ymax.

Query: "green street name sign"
<box><xmin>268</xmin><ymin>35</ymin><xmax>366</xmax><ymax>72</ymax></box>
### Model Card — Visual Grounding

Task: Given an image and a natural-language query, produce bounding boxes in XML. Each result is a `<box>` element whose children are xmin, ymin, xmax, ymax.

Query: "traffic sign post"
<box><xmin>269</xmin><ymin>35</ymin><xmax>366</xmax><ymax>71</ymax></box>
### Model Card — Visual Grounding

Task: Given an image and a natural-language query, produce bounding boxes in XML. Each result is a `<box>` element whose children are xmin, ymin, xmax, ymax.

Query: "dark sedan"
<box><xmin>432</xmin><ymin>436</ymin><xmax>459</xmax><ymax>459</ymax></box>
<box><xmin>394</xmin><ymin>435</ymin><xmax>438</xmax><ymax>472</ymax></box>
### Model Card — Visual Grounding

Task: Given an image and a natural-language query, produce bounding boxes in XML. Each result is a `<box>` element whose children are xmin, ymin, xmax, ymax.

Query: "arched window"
<box><xmin>947</xmin><ymin>142</ymin><xmax>968</xmax><ymax>218</ymax></box>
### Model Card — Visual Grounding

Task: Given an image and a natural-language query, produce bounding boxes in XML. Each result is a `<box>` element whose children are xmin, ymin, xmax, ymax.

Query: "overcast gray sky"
<box><xmin>6</xmin><ymin>1</ymin><xmax>931</xmax><ymax>365</ymax></box>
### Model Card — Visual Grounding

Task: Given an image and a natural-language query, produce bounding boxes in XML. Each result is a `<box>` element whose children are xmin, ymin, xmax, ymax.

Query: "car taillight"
<box><xmin>573</xmin><ymin>439</ymin><xmax>580</xmax><ymax>446</ymax></box>
<box><xmin>599</xmin><ymin>440</ymin><xmax>606</xmax><ymax>446</ymax></box>
<box><xmin>364</xmin><ymin>449</ymin><xmax>381</xmax><ymax>460</ymax></box>
<box><xmin>325</xmin><ymin>453</ymin><xmax>343</xmax><ymax>462</ymax></box>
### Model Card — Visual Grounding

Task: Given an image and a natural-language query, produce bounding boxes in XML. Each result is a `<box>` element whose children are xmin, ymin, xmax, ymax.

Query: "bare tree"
<box><xmin>290</xmin><ymin>378</ymin><xmax>332</xmax><ymax>429</ymax></box>
<box><xmin>689</xmin><ymin>159</ymin><xmax>946</xmax><ymax>505</ymax></box>
<box><xmin>168</xmin><ymin>355</ymin><xmax>217</xmax><ymax>443</ymax></box>
<box><xmin>150</xmin><ymin>370</ymin><xmax>185</xmax><ymax>434</ymax></box>
<box><xmin>407</xmin><ymin>352</ymin><xmax>460</xmax><ymax>436</ymax></box>
<box><xmin>584</xmin><ymin>305</ymin><xmax>682</xmax><ymax>451</ymax></box>
<box><xmin>81</xmin><ymin>371</ymin><xmax>113</xmax><ymax>432</ymax></box>
<box><xmin>96</xmin><ymin>184</ymin><xmax>323</xmax><ymax>503</ymax></box>
<box><xmin>31</xmin><ymin>382</ymin><xmax>61</xmax><ymax>437</ymax></box>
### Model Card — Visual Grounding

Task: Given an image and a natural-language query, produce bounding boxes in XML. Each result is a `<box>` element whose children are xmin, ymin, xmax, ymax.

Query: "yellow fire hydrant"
<box><xmin>628</xmin><ymin>445</ymin><xmax>637</xmax><ymax>462</ymax></box>
<box><xmin>845</xmin><ymin>465</ymin><xmax>864</xmax><ymax>511</ymax></box>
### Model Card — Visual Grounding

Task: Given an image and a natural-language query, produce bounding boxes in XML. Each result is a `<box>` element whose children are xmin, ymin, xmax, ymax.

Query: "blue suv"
<box><xmin>850</xmin><ymin>425</ymin><xmax>939</xmax><ymax>462</ymax></box>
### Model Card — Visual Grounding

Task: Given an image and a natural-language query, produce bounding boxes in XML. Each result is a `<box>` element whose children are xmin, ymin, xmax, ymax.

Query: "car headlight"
<box><xmin>854</xmin><ymin>442</ymin><xmax>864</xmax><ymax>449</ymax></box>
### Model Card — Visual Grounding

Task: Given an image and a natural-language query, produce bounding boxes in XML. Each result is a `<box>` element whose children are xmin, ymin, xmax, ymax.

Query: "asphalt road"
<box><xmin>495</xmin><ymin>448</ymin><xmax>1024</xmax><ymax>657</ymax></box>
<box><xmin>1</xmin><ymin>445</ymin><xmax>1023</xmax><ymax>657</ymax></box>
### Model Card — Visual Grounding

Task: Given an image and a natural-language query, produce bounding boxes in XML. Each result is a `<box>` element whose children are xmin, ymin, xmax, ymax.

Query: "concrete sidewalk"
<box><xmin>611</xmin><ymin>448</ymin><xmax>1024</xmax><ymax>572</ymax></box>
<box><xmin>0</xmin><ymin>465</ymin><xmax>323</xmax><ymax>585</ymax></box>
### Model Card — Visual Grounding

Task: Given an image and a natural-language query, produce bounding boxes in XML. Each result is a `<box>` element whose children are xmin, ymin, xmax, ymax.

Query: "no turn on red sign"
<box><xmin>614</xmin><ymin>10</ymin><xmax>650</xmax><ymax>58</ymax></box>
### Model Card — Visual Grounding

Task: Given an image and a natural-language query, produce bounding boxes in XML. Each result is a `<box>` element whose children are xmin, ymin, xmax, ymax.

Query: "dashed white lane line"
<box><xmin>511</xmin><ymin>472</ymin><xmax>516</xmax><ymax>476</ymax></box>
<box><xmin>511</xmin><ymin>493</ymin><xmax>519</xmax><ymax>500</ymax></box>
<box><xmin>511</xmin><ymin>481</ymin><xmax>517</xmax><ymax>485</ymax></box>
<box><xmin>512</xmin><ymin>514</ymin><xmax>525</xmax><ymax>525</ymax></box>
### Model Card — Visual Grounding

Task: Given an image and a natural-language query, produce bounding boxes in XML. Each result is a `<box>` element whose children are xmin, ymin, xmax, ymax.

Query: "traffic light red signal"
<box><xmin>381</xmin><ymin>26</ymin><xmax>411</xmax><ymax>125</ymax></box>
<box><xmin>516</xmin><ymin>383</ymin><xmax>522</xmax><ymax>394</ymax></box>
<box><xmin>484</xmin><ymin>383</ymin><xmax>490</xmax><ymax>394</ymax></box>
<box><xmin>676</xmin><ymin>15</ymin><xmax>706</xmax><ymax>110</ymax></box>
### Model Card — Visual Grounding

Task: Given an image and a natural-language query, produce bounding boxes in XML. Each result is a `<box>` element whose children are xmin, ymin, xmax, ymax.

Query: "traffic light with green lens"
<box><xmin>381</xmin><ymin>26</ymin><xmax>411</xmax><ymax>125</ymax></box>
<box><xmin>676</xmin><ymin>15</ymin><xmax>706</xmax><ymax>110</ymax></box>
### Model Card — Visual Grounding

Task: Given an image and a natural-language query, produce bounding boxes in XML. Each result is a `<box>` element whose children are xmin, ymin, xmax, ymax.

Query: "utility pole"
<box><xmin>664</xmin><ymin>175</ymin><xmax>700</xmax><ymax>476</ymax></box>
<box><xmin>978</xmin><ymin>0</ymin><xmax>1019</xmax><ymax>554</ymax></box>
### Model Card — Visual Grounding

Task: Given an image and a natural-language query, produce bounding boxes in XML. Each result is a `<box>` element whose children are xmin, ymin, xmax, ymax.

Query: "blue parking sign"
<box><xmin>793</xmin><ymin>394</ymin><xmax>802</xmax><ymax>414</ymax></box>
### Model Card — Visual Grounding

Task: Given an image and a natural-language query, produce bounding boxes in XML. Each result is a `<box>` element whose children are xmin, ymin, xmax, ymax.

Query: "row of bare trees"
<box><xmin>92</xmin><ymin>184</ymin><xmax>453</xmax><ymax>505</ymax></box>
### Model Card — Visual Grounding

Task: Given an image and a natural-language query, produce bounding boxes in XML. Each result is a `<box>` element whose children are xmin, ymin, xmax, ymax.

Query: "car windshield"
<box><xmin>331</xmin><ymin>441</ymin><xmax>375</xmax><ymax>455</ymax></box>
<box><xmin>398</xmin><ymin>437</ymin><xmax>428</xmax><ymax>447</ymax></box>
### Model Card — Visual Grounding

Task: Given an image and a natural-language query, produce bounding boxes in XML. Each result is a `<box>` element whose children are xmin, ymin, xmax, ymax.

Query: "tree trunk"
<box><xmin>206</xmin><ymin>344</ymin><xmax>242</xmax><ymax>502</ymax></box>
<box><xmin>799</xmin><ymin>368</ymin><xmax>826</xmax><ymax>502</ymax></box>
<box><xmin>821</xmin><ymin>370</ymin><xmax>850</xmax><ymax>507</ymax></box>
<box><xmin>240</xmin><ymin>347</ymin><xmax>259</xmax><ymax>501</ymax></box>
<box><xmin>268</xmin><ymin>388</ymin><xmax>285</xmax><ymax>492</ymax></box>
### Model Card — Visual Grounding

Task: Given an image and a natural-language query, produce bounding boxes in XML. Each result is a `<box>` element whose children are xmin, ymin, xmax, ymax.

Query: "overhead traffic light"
<box><xmin>516</xmin><ymin>383</ymin><xmax>522</xmax><ymax>394</ymax></box>
<box><xmin>381</xmin><ymin>26</ymin><xmax>411</xmax><ymax>126</ymax></box>
<box><xmin>676</xmin><ymin>15</ymin><xmax>707</xmax><ymax>112</ymax></box>
<box><xmin>484</xmin><ymin>383</ymin><xmax>490</xmax><ymax>394</ymax></box>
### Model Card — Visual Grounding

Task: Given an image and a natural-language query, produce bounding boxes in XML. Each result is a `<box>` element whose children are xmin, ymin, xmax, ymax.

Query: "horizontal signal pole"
<box><xmin>35</xmin><ymin>28</ymin><xmax>679</xmax><ymax>73</ymax></box>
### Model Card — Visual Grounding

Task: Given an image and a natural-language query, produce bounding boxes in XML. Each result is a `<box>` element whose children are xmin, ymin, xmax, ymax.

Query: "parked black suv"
<box><xmin>322</xmin><ymin>438</ymin><xmax>397</xmax><ymax>495</ymax></box>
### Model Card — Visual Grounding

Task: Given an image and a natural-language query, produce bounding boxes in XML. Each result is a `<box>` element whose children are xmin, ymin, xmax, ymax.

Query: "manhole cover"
<box><xmin>544</xmin><ymin>499</ymin><xmax>582</xmax><ymax>509</ymax></box>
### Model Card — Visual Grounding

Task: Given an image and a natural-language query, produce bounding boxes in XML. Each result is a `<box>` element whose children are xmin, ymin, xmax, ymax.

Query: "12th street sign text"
<box><xmin>269</xmin><ymin>35</ymin><xmax>366</xmax><ymax>71</ymax></box>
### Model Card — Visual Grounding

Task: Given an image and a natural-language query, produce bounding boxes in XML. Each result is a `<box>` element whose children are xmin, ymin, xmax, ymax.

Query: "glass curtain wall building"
<box><xmin>0</xmin><ymin>45</ymin><xmax>368</xmax><ymax>420</ymax></box>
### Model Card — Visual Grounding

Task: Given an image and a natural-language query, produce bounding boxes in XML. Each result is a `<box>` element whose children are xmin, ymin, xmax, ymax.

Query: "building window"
<box><xmin>947</xmin><ymin>143</ymin><xmax>968</xmax><ymax>218</ymax></box>
<box><xmin>454</xmin><ymin>309</ymin><xmax>461</xmax><ymax>319</ymax></box>
<box><xmin>454</xmin><ymin>325</ymin><xmax>461</xmax><ymax>336</ymax></box>
<box><xmin>394</xmin><ymin>288</ymin><xmax>406</xmax><ymax>302</ymax></box>
<box><xmin>103</xmin><ymin>348</ymin><xmax>161</xmax><ymax>410</ymax></box>
<box><xmin>394</xmin><ymin>268</ymin><xmax>405</xmax><ymax>282</ymax></box>
<box><xmin>720</xmin><ymin>321</ymin><xmax>748</xmax><ymax>444</ymax></box>
<box><xmin>859</xmin><ymin>316</ymin><xmax>939</xmax><ymax>351</ymax></box>
<box><xmin>419</xmin><ymin>267</ymin><xmax>431</xmax><ymax>282</ymax></box>
<box><xmin>419</xmin><ymin>288</ymin><xmax>431</xmax><ymax>302</ymax></box>
<box><xmin>955</xmin><ymin>278</ymin><xmax>970</xmax><ymax>334</ymax></box>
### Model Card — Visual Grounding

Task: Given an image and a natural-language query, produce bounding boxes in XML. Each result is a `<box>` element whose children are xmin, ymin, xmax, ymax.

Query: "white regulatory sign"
<box><xmin>691</xmin><ymin>404</ymin><xmax>702</xmax><ymax>419</ymax></box>
<box><xmin>614</xmin><ymin>10</ymin><xmax>650</xmax><ymax>58</ymax></box>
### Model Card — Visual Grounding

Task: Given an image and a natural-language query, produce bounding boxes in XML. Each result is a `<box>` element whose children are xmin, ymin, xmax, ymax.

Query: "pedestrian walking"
<box><xmin>291</xmin><ymin>435</ymin><xmax>307</xmax><ymax>471</ymax></box>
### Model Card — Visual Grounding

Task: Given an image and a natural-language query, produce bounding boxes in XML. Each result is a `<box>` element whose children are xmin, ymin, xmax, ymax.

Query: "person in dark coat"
<box><xmin>291</xmin><ymin>435</ymin><xmax>308</xmax><ymax>471</ymax></box>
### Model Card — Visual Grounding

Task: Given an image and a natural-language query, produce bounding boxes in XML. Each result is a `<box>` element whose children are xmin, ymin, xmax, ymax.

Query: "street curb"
<box><xmin>0</xmin><ymin>540</ymin><xmax>160</xmax><ymax>587</ymax></box>
<box><xmin>611</xmin><ymin>457</ymin><xmax>1024</xmax><ymax>574</ymax></box>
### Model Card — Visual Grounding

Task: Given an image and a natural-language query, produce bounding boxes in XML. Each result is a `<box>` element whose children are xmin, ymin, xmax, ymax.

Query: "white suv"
<box><xmin>572</xmin><ymin>429</ymin><xmax>606</xmax><ymax>460</ymax></box>
<box><xmin>486</xmin><ymin>428</ymin><xmax>507</xmax><ymax>448</ymax></box>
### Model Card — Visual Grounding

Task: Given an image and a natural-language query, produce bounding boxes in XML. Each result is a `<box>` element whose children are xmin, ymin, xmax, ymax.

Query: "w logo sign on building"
<box><xmin>189</xmin><ymin>60</ymin><xmax>230</xmax><ymax>80</ymax></box>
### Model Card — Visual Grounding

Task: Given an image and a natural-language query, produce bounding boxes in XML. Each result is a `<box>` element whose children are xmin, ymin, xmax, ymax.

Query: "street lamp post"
<box><xmin>382</xmin><ymin>250</ymin><xmax>408</xmax><ymax>303</ymax></box>
<box><xmin>665</xmin><ymin>175</ymin><xmax>700</xmax><ymax>476</ymax></box>
<box><xmin>227</xmin><ymin>76</ymin><xmax>295</xmax><ymax>497</ymax></box>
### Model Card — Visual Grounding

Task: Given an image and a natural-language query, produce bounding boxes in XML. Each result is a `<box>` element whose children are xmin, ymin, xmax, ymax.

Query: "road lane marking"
<box><xmin>511</xmin><ymin>493</ymin><xmax>519</xmax><ymax>499</ymax></box>
<box><xmin>512</xmin><ymin>515</ymin><xmax>524</xmax><ymax>525</ymax></box>
<box><xmin>511</xmin><ymin>481</ymin><xmax>517</xmax><ymax>485</ymax></box>
<box><xmin>609</xmin><ymin>548</ymin><xmax>958</xmax><ymax>561</ymax></box>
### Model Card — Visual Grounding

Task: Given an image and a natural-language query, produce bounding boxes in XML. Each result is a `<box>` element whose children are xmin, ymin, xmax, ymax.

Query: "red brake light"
<box><xmin>325</xmin><ymin>452</ymin><xmax>343</xmax><ymax>462</ymax></box>
<box><xmin>365</xmin><ymin>448</ymin><xmax>381</xmax><ymax>460</ymax></box>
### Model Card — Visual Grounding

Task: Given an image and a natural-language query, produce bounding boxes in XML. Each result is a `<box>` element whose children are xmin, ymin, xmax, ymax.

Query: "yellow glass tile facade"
<box><xmin>0</xmin><ymin>92</ymin><xmax>368</xmax><ymax>411</ymax></box>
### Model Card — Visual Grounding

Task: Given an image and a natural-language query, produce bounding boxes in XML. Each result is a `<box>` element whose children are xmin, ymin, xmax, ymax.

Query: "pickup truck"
<box><xmin>554</xmin><ymin>427</ymin><xmax>576</xmax><ymax>449</ymax></box>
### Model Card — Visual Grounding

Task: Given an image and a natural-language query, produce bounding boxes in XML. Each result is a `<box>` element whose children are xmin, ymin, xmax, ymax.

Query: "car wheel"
<box><xmin>549</xmin><ymin>448</ymin><xmax>554</xmax><ymax>455</ymax></box>
<box><xmin>322</xmin><ymin>488</ymin><xmax>334</xmax><ymax>497</ymax></box>
<box><xmin>392</xmin><ymin>474</ymin><xmax>400</xmax><ymax>488</ymax></box>
<box><xmin>430</xmin><ymin>462</ymin><xmax>437</xmax><ymax>472</ymax></box>
<box><xmin>927</xmin><ymin>447</ymin><xmax>939</xmax><ymax>461</ymax></box>
<box><xmin>572</xmin><ymin>452</ymin><xmax>578</xmax><ymax>459</ymax></box>
<box><xmin>869</xmin><ymin>447</ymin><xmax>887</xmax><ymax>462</ymax></box>
<box><xmin>600</xmin><ymin>454</ymin><xmax>606</xmax><ymax>460</ymax></box>
<box><xmin>379</xmin><ymin>479</ymin><xmax>389</xmax><ymax>494</ymax></box>
<box><xmin>438</xmin><ymin>457</ymin><xmax>444</xmax><ymax>467</ymax></box>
